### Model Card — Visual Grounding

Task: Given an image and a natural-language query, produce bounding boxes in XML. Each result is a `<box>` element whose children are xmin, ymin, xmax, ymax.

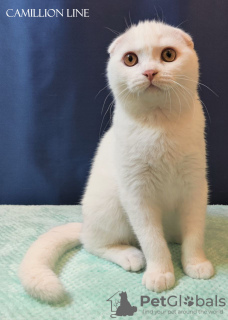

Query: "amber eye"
<box><xmin>123</xmin><ymin>52</ymin><xmax>138</xmax><ymax>67</ymax></box>
<box><xmin>161</xmin><ymin>48</ymin><xmax>176</xmax><ymax>62</ymax></box>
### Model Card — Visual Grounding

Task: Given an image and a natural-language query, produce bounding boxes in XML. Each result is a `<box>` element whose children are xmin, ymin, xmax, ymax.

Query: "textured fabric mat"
<box><xmin>0</xmin><ymin>205</ymin><xmax>227</xmax><ymax>320</ymax></box>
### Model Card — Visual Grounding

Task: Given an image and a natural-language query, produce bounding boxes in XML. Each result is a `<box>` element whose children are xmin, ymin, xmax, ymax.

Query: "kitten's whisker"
<box><xmin>102</xmin><ymin>106</ymin><xmax>113</xmax><ymax>133</ymax></box>
<box><xmin>124</xmin><ymin>17</ymin><xmax>130</xmax><ymax>29</ymax></box>
<box><xmin>154</xmin><ymin>5</ymin><xmax>161</xmax><ymax>22</ymax></box>
<box><xmin>174</xmin><ymin>74</ymin><xmax>218</xmax><ymax>97</ymax></box>
<box><xmin>100</xmin><ymin>101</ymin><xmax>113</xmax><ymax>137</ymax></box>
<box><xmin>169</xmin><ymin>91</ymin><xmax>172</xmax><ymax>114</ymax></box>
<box><xmin>128</xmin><ymin>11</ymin><xmax>133</xmax><ymax>27</ymax></box>
<box><xmin>177</xmin><ymin>85</ymin><xmax>196</xmax><ymax>110</ymax></box>
<box><xmin>170</xmin><ymin>79</ymin><xmax>195</xmax><ymax>101</ymax></box>
<box><xmin>105</xmin><ymin>27</ymin><xmax>120</xmax><ymax>36</ymax></box>
<box><xmin>108</xmin><ymin>87</ymin><xmax>128</xmax><ymax>109</ymax></box>
<box><xmin>95</xmin><ymin>84</ymin><xmax>109</xmax><ymax>99</ymax></box>
<box><xmin>177</xmin><ymin>82</ymin><xmax>196</xmax><ymax>114</ymax></box>
<box><xmin>170</xmin><ymin>87</ymin><xmax>182</xmax><ymax>122</ymax></box>
<box><xmin>170</xmin><ymin>79</ymin><xmax>197</xmax><ymax>121</ymax></box>
<box><xmin>101</xmin><ymin>91</ymin><xmax>113</xmax><ymax>115</ymax></box>
<box><xmin>198</xmin><ymin>98</ymin><xmax>211</xmax><ymax>123</ymax></box>
<box><xmin>101</xmin><ymin>83</ymin><xmax>125</xmax><ymax>115</ymax></box>
<box><xmin>158</xmin><ymin>5</ymin><xmax>165</xmax><ymax>23</ymax></box>
<box><xmin>167</xmin><ymin>87</ymin><xmax>172</xmax><ymax>114</ymax></box>
<box><xmin>123</xmin><ymin>92</ymin><xmax>131</xmax><ymax>109</ymax></box>
<box><xmin>183</xmin><ymin>79</ymin><xmax>219</xmax><ymax>98</ymax></box>
<box><xmin>176</xmin><ymin>20</ymin><xmax>188</xmax><ymax>28</ymax></box>
<box><xmin>174</xmin><ymin>85</ymin><xmax>192</xmax><ymax>111</ymax></box>
<box><xmin>102</xmin><ymin>103</ymin><xmax>115</xmax><ymax>134</ymax></box>
<box><xmin>99</xmin><ymin>87</ymin><xmax>128</xmax><ymax>137</ymax></box>
<box><xmin>163</xmin><ymin>85</ymin><xmax>171</xmax><ymax>107</ymax></box>
<box><xmin>119</xmin><ymin>90</ymin><xmax>131</xmax><ymax>113</ymax></box>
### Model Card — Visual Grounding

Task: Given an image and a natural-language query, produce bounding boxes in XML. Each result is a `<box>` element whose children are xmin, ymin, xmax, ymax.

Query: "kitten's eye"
<box><xmin>161</xmin><ymin>48</ymin><xmax>176</xmax><ymax>62</ymax></box>
<box><xmin>123</xmin><ymin>52</ymin><xmax>138</xmax><ymax>67</ymax></box>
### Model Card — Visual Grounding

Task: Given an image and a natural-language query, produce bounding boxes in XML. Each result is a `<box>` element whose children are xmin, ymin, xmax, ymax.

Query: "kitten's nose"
<box><xmin>143</xmin><ymin>70</ymin><xmax>158</xmax><ymax>82</ymax></box>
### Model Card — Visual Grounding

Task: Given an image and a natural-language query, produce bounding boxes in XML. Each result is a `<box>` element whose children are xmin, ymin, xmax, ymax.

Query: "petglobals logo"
<box><xmin>141</xmin><ymin>295</ymin><xmax>226</xmax><ymax>308</ymax></box>
<box><xmin>107</xmin><ymin>291</ymin><xmax>137</xmax><ymax>318</ymax></box>
<box><xmin>106</xmin><ymin>292</ymin><xmax>226</xmax><ymax>318</ymax></box>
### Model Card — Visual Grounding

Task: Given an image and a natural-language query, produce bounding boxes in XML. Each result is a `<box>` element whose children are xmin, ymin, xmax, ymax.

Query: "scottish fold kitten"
<box><xmin>19</xmin><ymin>20</ymin><xmax>214</xmax><ymax>303</ymax></box>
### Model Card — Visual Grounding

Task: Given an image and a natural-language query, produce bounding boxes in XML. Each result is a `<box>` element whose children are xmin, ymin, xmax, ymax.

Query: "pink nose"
<box><xmin>143</xmin><ymin>70</ymin><xmax>158</xmax><ymax>82</ymax></box>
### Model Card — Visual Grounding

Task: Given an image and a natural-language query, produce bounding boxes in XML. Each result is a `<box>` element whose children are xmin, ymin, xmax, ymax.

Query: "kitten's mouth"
<box><xmin>146</xmin><ymin>83</ymin><xmax>161</xmax><ymax>92</ymax></box>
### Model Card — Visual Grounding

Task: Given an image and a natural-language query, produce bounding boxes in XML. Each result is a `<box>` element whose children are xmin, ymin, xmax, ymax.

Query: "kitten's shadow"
<box><xmin>169</xmin><ymin>243</ymin><xmax>183</xmax><ymax>283</ymax></box>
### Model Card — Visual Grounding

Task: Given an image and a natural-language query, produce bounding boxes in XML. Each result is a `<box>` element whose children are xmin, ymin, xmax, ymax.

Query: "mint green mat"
<box><xmin>0</xmin><ymin>205</ymin><xmax>227</xmax><ymax>320</ymax></box>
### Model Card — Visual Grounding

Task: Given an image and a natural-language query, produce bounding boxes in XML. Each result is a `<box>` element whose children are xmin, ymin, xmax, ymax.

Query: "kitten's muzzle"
<box><xmin>143</xmin><ymin>70</ymin><xmax>158</xmax><ymax>82</ymax></box>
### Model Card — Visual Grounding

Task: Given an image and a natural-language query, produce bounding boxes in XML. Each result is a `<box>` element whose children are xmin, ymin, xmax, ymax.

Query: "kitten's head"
<box><xmin>107</xmin><ymin>21</ymin><xmax>199</xmax><ymax>111</ymax></box>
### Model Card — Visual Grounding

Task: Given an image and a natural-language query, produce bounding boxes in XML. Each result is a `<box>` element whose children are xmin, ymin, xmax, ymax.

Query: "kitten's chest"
<box><xmin>115</xmin><ymin>123</ymin><xmax>195</xmax><ymax>197</ymax></box>
<box><xmin>115</xmin><ymin>125</ymin><xmax>195</xmax><ymax>208</ymax></box>
<box><xmin>118</xmin><ymin>125</ymin><xmax>181</xmax><ymax>165</ymax></box>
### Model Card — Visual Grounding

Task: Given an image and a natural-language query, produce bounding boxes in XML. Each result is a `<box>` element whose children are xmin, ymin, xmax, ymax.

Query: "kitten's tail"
<box><xmin>19</xmin><ymin>222</ymin><xmax>82</xmax><ymax>303</ymax></box>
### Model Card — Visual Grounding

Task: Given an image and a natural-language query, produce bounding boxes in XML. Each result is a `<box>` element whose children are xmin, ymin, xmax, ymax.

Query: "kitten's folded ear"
<box><xmin>177</xmin><ymin>29</ymin><xmax>194</xmax><ymax>49</ymax></box>
<box><xmin>108</xmin><ymin>35</ymin><xmax>123</xmax><ymax>55</ymax></box>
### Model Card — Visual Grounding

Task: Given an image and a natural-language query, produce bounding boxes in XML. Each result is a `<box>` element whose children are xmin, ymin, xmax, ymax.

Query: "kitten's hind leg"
<box><xmin>87</xmin><ymin>245</ymin><xmax>145</xmax><ymax>272</ymax></box>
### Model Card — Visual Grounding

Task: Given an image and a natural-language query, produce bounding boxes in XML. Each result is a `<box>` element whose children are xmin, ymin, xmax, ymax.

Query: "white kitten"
<box><xmin>19</xmin><ymin>20</ymin><xmax>214</xmax><ymax>303</ymax></box>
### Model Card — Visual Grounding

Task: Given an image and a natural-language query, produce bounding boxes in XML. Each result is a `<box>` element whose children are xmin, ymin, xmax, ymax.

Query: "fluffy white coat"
<box><xmin>19</xmin><ymin>21</ymin><xmax>214</xmax><ymax>303</ymax></box>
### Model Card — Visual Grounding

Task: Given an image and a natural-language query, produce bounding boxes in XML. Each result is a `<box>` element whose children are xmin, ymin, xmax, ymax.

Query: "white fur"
<box><xmin>19</xmin><ymin>21</ymin><xmax>214</xmax><ymax>302</ymax></box>
<box><xmin>19</xmin><ymin>223</ymin><xmax>81</xmax><ymax>302</ymax></box>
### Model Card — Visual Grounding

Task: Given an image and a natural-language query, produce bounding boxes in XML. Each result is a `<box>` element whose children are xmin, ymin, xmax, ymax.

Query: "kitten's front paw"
<box><xmin>142</xmin><ymin>269</ymin><xmax>175</xmax><ymax>292</ymax></box>
<box><xmin>120</xmin><ymin>248</ymin><xmax>145</xmax><ymax>272</ymax></box>
<box><xmin>184</xmin><ymin>260</ymin><xmax>214</xmax><ymax>279</ymax></box>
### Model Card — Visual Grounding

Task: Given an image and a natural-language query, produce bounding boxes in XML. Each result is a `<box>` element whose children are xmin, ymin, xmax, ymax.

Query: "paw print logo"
<box><xmin>184</xmin><ymin>296</ymin><xmax>194</xmax><ymax>307</ymax></box>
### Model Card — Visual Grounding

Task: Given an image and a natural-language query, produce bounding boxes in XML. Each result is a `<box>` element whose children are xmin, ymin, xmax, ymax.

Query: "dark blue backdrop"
<box><xmin>0</xmin><ymin>0</ymin><xmax>227</xmax><ymax>204</ymax></box>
